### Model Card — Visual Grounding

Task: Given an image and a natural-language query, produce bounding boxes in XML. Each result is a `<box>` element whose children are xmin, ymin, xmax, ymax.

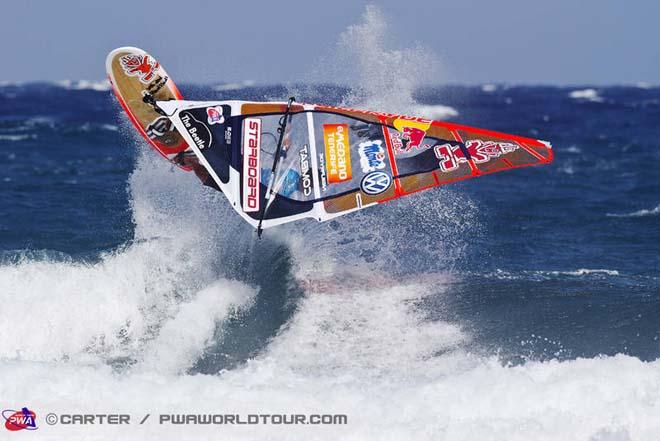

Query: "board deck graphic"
<box><xmin>106</xmin><ymin>47</ymin><xmax>190</xmax><ymax>170</ymax></box>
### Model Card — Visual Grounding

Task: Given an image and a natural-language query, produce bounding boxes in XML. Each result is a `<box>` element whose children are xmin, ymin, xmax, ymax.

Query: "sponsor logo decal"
<box><xmin>206</xmin><ymin>106</ymin><xmax>225</xmax><ymax>125</ymax></box>
<box><xmin>3</xmin><ymin>408</ymin><xmax>37</xmax><ymax>431</ymax></box>
<box><xmin>392</xmin><ymin>117</ymin><xmax>432</xmax><ymax>154</ymax></box>
<box><xmin>180</xmin><ymin>111</ymin><xmax>213</xmax><ymax>150</ymax></box>
<box><xmin>358</xmin><ymin>140</ymin><xmax>386</xmax><ymax>173</ymax></box>
<box><xmin>390</xmin><ymin>130</ymin><xmax>431</xmax><ymax>154</ymax></box>
<box><xmin>145</xmin><ymin>116</ymin><xmax>173</xmax><ymax>140</ymax></box>
<box><xmin>242</xmin><ymin>118</ymin><xmax>261</xmax><ymax>212</ymax></box>
<box><xmin>119</xmin><ymin>54</ymin><xmax>160</xmax><ymax>84</ymax></box>
<box><xmin>434</xmin><ymin>139</ymin><xmax>519</xmax><ymax>172</ymax></box>
<box><xmin>322</xmin><ymin>124</ymin><xmax>352</xmax><ymax>184</ymax></box>
<box><xmin>225</xmin><ymin>126</ymin><xmax>232</xmax><ymax>145</ymax></box>
<box><xmin>318</xmin><ymin>153</ymin><xmax>328</xmax><ymax>192</ymax></box>
<box><xmin>361</xmin><ymin>171</ymin><xmax>392</xmax><ymax>195</ymax></box>
<box><xmin>299</xmin><ymin>144</ymin><xmax>312</xmax><ymax>197</ymax></box>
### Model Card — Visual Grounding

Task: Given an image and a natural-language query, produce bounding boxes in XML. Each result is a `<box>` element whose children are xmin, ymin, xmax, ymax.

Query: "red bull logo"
<box><xmin>119</xmin><ymin>54</ymin><xmax>160</xmax><ymax>84</ymax></box>
<box><xmin>393</xmin><ymin>117</ymin><xmax>432</xmax><ymax>153</ymax></box>
<box><xmin>434</xmin><ymin>140</ymin><xmax>519</xmax><ymax>172</ymax></box>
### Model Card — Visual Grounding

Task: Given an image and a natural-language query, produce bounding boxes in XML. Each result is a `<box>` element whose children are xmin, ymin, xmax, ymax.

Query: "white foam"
<box><xmin>486</xmin><ymin>268</ymin><xmax>620</xmax><ymax>280</ymax></box>
<box><xmin>481</xmin><ymin>84</ymin><xmax>497</xmax><ymax>93</ymax></box>
<box><xmin>551</xmin><ymin>268</ymin><xmax>620</xmax><ymax>277</ymax></box>
<box><xmin>319</xmin><ymin>5</ymin><xmax>446</xmax><ymax>117</ymax></box>
<box><xmin>564</xmin><ymin>145</ymin><xmax>582</xmax><ymax>154</ymax></box>
<box><xmin>213</xmin><ymin>80</ymin><xmax>256</xmax><ymax>91</ymax></box>
<box><xmin>607</xmin><ymin>205</ymin><xmax>660</xmax><ymax>218</ymax></box>
<box><xmin>55</xmin><ymin>79</ymin><xmax>111</xmax><ymax>91</ymax></box>
<box><xmin>257</xmin><ymin>278</ymin><xmax>467</xmax><ymax>378</ymax></box>
<box><xmin>569</xmin><ymin>88</ymin><xmax>604</xmax><ymax>102</ymax></box>
<box><xmin>0</xmin><ymin>134</ymin><xmax>36</xmax><ymax>141</ymax></box>
<box><xmin>558</xmin><ymin>163</ymin><xmax>576</xmax><ymax>175</ymax></box>
<box><xmin>0</xmin><ymin>149</ymin><xmax>254</xmax><ymax>366</ymax></box>
<box><xmin>76</xmin><ymin>123</ymin><xmax>119</xmax><ymax>132</ymax></box>
<box><xmin>139</xmin><ymin>280</ymin><xmax>256</xmax><ymax>375</ymax></box>
<box><xmin>2</xmin><ymin>335</ymin><xmax>660</xmax><ymax>439</ymax></box>
<box><xmin>415</xmin><ymin>104</ymin><xmax>459</xmax><ymax>120</ymax></box>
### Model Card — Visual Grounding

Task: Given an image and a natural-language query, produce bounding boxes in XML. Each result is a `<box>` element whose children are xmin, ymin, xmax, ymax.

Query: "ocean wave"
<box><xmin>2</xmin><ymin>120</ymin><xmax>118</xmax><ymax>134</ymax></box>
<box><xmin>558</xmin><ymin>163</ymin><xmax>575</xmax><ymax>175</ymax></box>
<box><xmin>213</xmin><ymin>80</ymin><xmax>256</xmax><ymax>91</ymax></box>
<box><xmin>55</xmin><ymin>79</ymin><xmax>111</xmax><ymax>91</ymax></box>
<box><xmin>549</xmin><ymin>268</ymin><xmax>620</xmax><ymax>277</ymax></box>
<box><xmin>332</xmin><ymin>6</ymin><xmax>442</xmax><ymax>117</ymax></box>
<box><xmin>415</xmin><ymin>104</ymin><xmax>459</xmax><ymax>120</ymax></box>
<box><xmin>76</xmin><ymin>122</ymin><xmax>119</xmax><ymax>132</ymax></box>
<box><xmin>487</xmin><ymin>268</ymin><xmax>620</xmax><ymax>280</ymax></box>
<box><xmin>1</xmin><ymin>348</ymin><xmax>659</xmax><ymax>440</ymax></box>
<box><xmin>635</xmin><ymin>82</ymin><xmax>653</xmax><ymax>89</ymax></box>
<box><xmin>0</xmin><ymin>134</ymin><xmax>37</xmax><ymax>141</ymax></box>
<box><xmin>569</xmin><ymin>88</ymin><xmax>604</xmax><ymax>102</ymax></box>
<box><xmin>563</xmin><ymin>145</ymin><xmax>582</xmax><ymax>154</ymax></box>
<box><xmin>23</xmin><ymin>116</ymin><xmax>56</xmax><ymax>129</ymax></box>
<box><xmin>0</xmin><ymin>151</ymin><xmax>252</xmax><ymax>365</ymax></box>
<box><xmin>481</xmin><ymin>84</ymin><xmax>497</xmax><ymax>93</ymax></box>
<box><xmin>607</xmin><ymin>205</ymin><xmax>660</xmax><ymax>218</ymax></box>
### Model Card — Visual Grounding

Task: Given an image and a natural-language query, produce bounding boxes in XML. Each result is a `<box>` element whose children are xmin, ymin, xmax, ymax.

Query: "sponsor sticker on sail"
<box><xmin>242</xmin><ymin>118</ymin><xmax>261</xmax><ymax>212</ymax></box>
<box><xmin>322</xmin><ymin>124</ymin><xmax>352</xmax><ymax>184</ymax></box>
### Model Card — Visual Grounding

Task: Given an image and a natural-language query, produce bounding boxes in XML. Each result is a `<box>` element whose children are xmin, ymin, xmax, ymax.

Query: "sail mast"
<box><xmin>257</xmin><ymin>97</ymin><xmax>296</xmax><ymax>237</ymax></box>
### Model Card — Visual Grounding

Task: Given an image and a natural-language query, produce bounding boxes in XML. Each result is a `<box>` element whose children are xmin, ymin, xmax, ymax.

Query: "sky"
<box><xmin>0</xmin><ymin>0</ymin><xmax>658</xmax><ymax>85</ymax></box>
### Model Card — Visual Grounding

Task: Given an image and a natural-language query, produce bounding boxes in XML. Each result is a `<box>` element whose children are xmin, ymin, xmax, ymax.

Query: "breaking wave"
<box><xmin>0</xmin><ymin>134</ymin><xmax>37</xmax><ymax>141</ymax></box>
<box><xmin>55</xmin><ymin>79</ymin><xmax>112</xmax><ymax>91</ymax></box>
<box><xmin>569</xmin><ymin>88</ymin><xmax>604</xmax><ymax>102</ymax></box>
<box><xmin>607</xmin><ymin>205</ymin><xmax>660</xmax><ymax>218</ymax></box>
<box><xmin>415</xmin><ymin>104</ymin><xmax>459</xmax><ymax>120</ymax></box>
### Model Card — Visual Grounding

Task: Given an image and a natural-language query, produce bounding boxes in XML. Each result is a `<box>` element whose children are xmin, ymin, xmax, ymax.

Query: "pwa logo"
<box><xmin>3</xmin><ymin>407</ymin><xmax>38</xmax><ymax>431</ymax></box>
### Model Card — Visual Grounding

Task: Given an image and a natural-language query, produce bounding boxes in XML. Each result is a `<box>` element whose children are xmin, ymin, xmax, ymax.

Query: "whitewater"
<box><xmin>1</xmin><ymin>6</ymin><xmax>660</xmax><ymax>441</ymax></box>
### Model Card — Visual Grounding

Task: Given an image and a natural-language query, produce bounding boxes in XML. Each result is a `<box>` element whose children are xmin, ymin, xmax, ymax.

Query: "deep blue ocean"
<box><xmin>1</xmin><ymin>82</ymin><xmax>659</xmax><ymax>439</ymax></box>
<box><xmin>2</xmin><ymin>83</ymin><xmax>658</xmax><ymax>360</ymax></box>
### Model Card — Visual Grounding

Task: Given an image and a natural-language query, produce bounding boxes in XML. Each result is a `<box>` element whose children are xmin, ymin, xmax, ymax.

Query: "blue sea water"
<box><xmin>1</xmin><ymin>82</ymin><xmax>659</xmax><ymax>439</ymax></box>
<box><xmin>2</xmin><ymin>83</ymin><xmax>658</xmax><ymax>359</ymax></box>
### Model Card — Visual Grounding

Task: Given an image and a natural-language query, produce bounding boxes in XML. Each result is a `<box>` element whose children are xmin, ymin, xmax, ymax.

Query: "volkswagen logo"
<box><xmin>360</xmin><ymin>171</ymin><xmax>392</xmax><ymax>195</ymax></box>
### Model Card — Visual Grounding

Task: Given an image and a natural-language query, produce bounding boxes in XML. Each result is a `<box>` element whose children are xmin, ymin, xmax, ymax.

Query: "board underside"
<box><xmin>106</xmin><ymin>47</ymin><xmax>189</xmax><ymax>168</ymax></box>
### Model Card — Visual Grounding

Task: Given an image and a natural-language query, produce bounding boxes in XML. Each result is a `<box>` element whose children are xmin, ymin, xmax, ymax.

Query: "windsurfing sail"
<box><xmin>157</xmin><ymin>98</ymin><xmax>554</xmax><ymax>231</ymax></box>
